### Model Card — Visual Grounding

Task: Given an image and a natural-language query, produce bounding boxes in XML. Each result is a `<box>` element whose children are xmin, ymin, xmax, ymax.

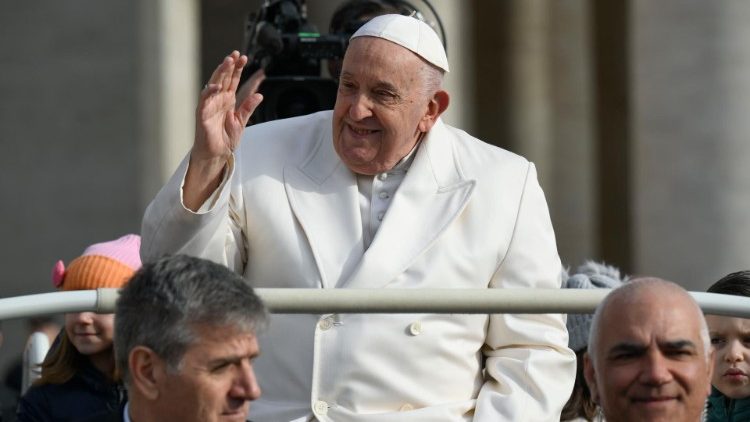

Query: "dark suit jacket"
<box><xmin>76</xmin><ymin>404</ymin><xmax>255</xmax><ymax>422</ymax></box>
<box><xmin>76</xmin><ymin>404</ymin><xmax>124</xmax><ymax>422</ymax></box>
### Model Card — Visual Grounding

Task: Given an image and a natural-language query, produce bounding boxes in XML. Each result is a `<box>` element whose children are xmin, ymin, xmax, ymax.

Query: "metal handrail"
<box><xmin>0</xmin><ymin>288</ymin><xmax>748</xmax><ymax>319</ymax></box>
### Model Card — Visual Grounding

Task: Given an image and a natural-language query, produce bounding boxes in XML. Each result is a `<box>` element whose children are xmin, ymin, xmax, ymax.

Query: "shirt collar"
<box><xmin>387</xmin><ymin>141</ymin><xmax>420</xmax><ymax>175</ymax></box>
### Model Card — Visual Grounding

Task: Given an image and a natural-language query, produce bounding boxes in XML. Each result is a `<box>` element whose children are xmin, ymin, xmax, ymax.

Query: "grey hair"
<box><xmin>420</xmin><ymin>61</ymin><xmax>444</xmax><ymax>96</ymax></box>
<box><xmin>587</xmin><ymin>277</ymin><xmax>710</xmax><ymax>366</ymax></box>
<box><xmin>114</xmin><ymin>254</ymin><xmax>267</xmax><ymax>384</ymax></box>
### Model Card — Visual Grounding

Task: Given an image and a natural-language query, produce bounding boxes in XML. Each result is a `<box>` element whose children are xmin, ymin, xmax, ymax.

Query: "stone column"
<box><xmin>547</xmin><ymin>0</ymin><xmax>597</xmax><ymax>267</ymax></box>
<box><xmin>138</xmin><ymin>0</ymin><xmax>199</xmax><ymax>205</ymax></box>
<box><xmin>472</xmin><ymin>0</ymin><xmax>597</xmax><ymax>267</ymax></box>
<box><xmin>0</xmin><ymin>0</ymin><xmax>167</xmax><ymax>371</ymax></box>
<box><xmin>632</xmin><ymin>0</ymin><xmax>750</xmax><ymax>290</ymax></box>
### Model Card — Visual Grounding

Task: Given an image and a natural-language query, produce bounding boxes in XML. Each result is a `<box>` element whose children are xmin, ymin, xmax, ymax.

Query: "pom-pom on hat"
<box><xmin>350</xmin><ymin>13</ymin><xmax>449</xmax><ymax>72</ymax></box>
<box><xmin>562</xmin><ymin>261</ymin><xmax>628</xmax><ymax>352</ymax></box>
<box><xmin>51</xmin><ymin>234</ymin><xmax>141</xmax><ymax>291</ymax></box>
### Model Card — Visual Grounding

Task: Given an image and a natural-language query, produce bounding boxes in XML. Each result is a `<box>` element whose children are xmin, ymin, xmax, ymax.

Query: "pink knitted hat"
<box><xmin>52</xmin><ymin>234</ymin><xmax>142</xmax><ymax>291</ymax></box>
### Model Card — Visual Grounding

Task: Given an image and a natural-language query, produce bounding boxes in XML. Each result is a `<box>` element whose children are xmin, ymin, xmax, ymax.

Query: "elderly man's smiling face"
<box><xmin>584</xmin><ymin>282</ymin><xmax>713</xmax><ymax>422</ymax></box>
<box><xmin>332</xmin><ymin>36</ymin><xmax>448</xmax><ymax>175</ymax></box>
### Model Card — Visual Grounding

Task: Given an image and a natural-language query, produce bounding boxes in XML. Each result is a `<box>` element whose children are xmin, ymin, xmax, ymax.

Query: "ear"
<box><xmin>582</xmin><ymin>352</ymin><xmax>600</xmax><ymax>404</ymax></box>
<box><xmin>129</xmin><ymin>346</ymin><xmax>166</xmax><ymax>401</ymax></box>
<box><xmin>418</xmin><ymin>90</ymin><xmax>450</xmax><ymax>133</ymax></box>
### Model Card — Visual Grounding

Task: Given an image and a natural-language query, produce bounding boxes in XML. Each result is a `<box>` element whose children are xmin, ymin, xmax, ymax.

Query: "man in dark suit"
<box><xmin>102</xmin><ymin>254</ymin><xmax>267</xmax><ymax>422</ymax></box>
<box><xmin>584</xmin><ymin>278</ymin><xmax>714</xmax><ymax>422</ymax></box>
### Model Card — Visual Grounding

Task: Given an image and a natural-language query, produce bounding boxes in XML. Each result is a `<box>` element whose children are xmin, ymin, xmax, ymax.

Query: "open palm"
<box><xmin>194</xmin><ymin>51</ymin><xmax>264</xmax><ymax>161</ymax></box>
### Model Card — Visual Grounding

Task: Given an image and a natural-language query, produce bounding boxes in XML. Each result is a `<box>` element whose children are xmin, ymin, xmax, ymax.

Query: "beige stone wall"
<box><xmin>0</xmin><ymin>0</ymin><xmax>198</xmax><ymax>376</ymax></box>
<box><xmin>633</xmin><ymin>0</ymin><xmax>750</xmax><ymax>289</ymax></box>
<box><xmin>471</xmin><ymin>0</ymin><xmax>596</xmax><ymax>268</ymax></box>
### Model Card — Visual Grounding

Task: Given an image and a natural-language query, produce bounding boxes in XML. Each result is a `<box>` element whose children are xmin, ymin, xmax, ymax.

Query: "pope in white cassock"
<box><xmin>142</xmin><ymin>13</ymin><xmax>575</xmax><ymax>422</ymax></box>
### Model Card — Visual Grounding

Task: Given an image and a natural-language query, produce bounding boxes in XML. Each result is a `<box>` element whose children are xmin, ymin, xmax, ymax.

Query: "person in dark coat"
<box><xmin>705</xmin><ymin>270</ymin><xmax>750</xmax><ymax>422</ymax></box>
<box><xmin>114</xmin><ymin>255</ymin><xmax>267</xmax><ymax>422</ymax></box>
<box><xmin>16</xmin><ymin>235</ymin><xmax>140</xmax><ymax>422</ymax></box>
<box><xmin>17</xmin><ymin>355</ymin><xmax>125</xmax><ymax>422</ymax></box>
<box><xmin>584</xmin><ymin>278</ymin><xmax>714</xmax><ymax>422</ymax></box>
<box><xmin>560</xmin><ymin>261</ymin><xmax>628</xmax><ymax>421</ymax></box>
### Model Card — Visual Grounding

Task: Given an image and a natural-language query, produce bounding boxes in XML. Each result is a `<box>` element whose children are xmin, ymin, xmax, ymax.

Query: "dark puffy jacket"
<box><xmin>706</xmin><ymin>386</ymin><xmax>750</xmax><ymax>422</ymax></box>
<box><xmin>16</xmin><ymin>361</ymin><xmax>125</xmax><ymax>422</ymax></box>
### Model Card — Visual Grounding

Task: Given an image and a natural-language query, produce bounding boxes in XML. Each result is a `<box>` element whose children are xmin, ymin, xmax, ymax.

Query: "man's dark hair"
<box><xmin>114</xmin><ymin>254</ymin><xmax>267</xmax><ymax>383</ymax></box>
<box><xmin>707</xmin><ymin>270</ymin><xmax>750</xmax><ymax>297</ymax></box>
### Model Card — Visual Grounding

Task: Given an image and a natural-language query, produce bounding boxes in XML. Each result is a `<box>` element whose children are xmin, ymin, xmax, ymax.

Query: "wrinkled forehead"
<box><xmin>600</xmin><ymin>293</ymin><xmax>705</xmax><ymax>348</ymax></box>
<box><xmin>340</xmin><ymin>37</ymin><xmax>429</xmax><ymax>90</ymax></box>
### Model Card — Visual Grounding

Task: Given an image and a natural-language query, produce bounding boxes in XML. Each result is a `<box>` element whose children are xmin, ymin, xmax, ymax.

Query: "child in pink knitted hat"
<box><xmin>17</xmin><ymin>234</ymin><xmax>141</xmax><ymax>422</ymax></box>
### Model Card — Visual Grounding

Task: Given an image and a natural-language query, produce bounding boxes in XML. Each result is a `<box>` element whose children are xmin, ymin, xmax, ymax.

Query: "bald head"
<box><xmin>588</xmin><ymin>277</ymin><xmax>709</xmax><ymax>363</ymax></box>
<box><xmin>584</xmin><ymin>277</ymin><xmax>714</xmax><ymax>422</ymax></box>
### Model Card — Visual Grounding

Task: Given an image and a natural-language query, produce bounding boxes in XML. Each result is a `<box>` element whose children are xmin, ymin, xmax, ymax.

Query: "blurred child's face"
<box><xmin>64</xmin><ymin>312</ymin><xmax>114</xmax><ymax>356</ymax></box>
<box><xmin>706</xmin><ymin>315</ymin><xmax>750</xmax><ymax>399</ymax></box>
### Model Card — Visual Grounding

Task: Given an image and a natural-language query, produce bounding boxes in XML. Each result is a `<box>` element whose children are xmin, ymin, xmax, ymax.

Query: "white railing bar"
<box><xmin>0</xmin><ymin>289</ymin><xmax>748</xmax><ymax>319</ymax></box>
<box><xmin>0</xmin><ymin>290</ymin><xmax>99</xmax><ymax>320</ymax></box>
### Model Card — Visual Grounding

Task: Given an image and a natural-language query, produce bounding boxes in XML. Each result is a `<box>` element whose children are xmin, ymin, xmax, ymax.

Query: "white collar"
<box><xmin>123</xmin><ymin>402</ymin><xmax>131</xmax><ymax>422</ymax></box>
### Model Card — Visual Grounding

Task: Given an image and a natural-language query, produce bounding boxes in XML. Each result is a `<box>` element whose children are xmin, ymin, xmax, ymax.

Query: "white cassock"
<box><xmin>141</xmin><ymin>110</ymin><xmax>575</xmax><ymax>422</ymax></box>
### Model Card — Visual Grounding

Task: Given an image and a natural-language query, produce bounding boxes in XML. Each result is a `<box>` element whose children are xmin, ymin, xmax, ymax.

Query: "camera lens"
<box><xmin>276</xmin><ymin>87</ymin><xmax>321</xmax><ymax>119</ymax></box>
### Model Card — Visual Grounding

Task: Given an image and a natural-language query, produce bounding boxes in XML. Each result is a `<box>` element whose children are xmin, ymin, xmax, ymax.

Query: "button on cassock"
<box><xmin>313</xmin><ymin>400</ymin><xmax>329</xmax><ymax>415</ymax></box>
<box><xmin>318</xmin><ymin>318</ymin><xmax>333</xmax><ymax>330</ymax></box>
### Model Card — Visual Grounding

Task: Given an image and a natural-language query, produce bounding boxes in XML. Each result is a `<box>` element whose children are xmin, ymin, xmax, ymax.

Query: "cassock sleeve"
<box><xmin>473</xmin><ymin>162</ymin><xmax>576</xmax><ymax>421</ymax></box>
<box><xmin>140</xmin><ymin>153</ymin><xmax>246</xmax><ymax>273</ymax></box>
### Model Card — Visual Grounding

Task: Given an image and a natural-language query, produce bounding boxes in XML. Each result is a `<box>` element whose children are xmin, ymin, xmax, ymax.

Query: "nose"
<box><xmin>69</xmin><ymin>312</ymin><xmax>94</xmax><ymax>324</ymax></box>
<box><xmin>348</xmin><ymin>93</ymin><xmax>373</xmax><ymax>121</ymax></box>
<box><xmin>725</xmin><ymin>340</ymin><xmax>745</xmax><ymax>363</ymax></box>
<box><xmin>231</xmin><ymin>360</ymin><xmax>261</xmax><ymax>401</ymax></box>
<box><xmin>639</xmin><ymin>350</ymin><xmax>673</xmax><ymax>385</ymax></box>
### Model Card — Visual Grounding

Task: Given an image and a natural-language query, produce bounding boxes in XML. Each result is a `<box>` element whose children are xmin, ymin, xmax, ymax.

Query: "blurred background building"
<box><xmin>1</xmin><ymin>0</ymin><xmax>749</xmax><ymax>372</ymax></box>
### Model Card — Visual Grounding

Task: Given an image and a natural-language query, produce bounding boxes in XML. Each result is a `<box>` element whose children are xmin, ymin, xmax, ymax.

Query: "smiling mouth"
<box><xmin>220</xmin><ymin>409</ymin><xmax>248</xmax><ymax>420</ymax></box>
<box><xmin>221</xmin><ymin>410</ymin><xmax>245</xmax><ymax>415</ymax></box>
<box><xmin>347</xmin><ymin>124</ymin><xmax>379</xmax><ymax>136</ymax></box>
